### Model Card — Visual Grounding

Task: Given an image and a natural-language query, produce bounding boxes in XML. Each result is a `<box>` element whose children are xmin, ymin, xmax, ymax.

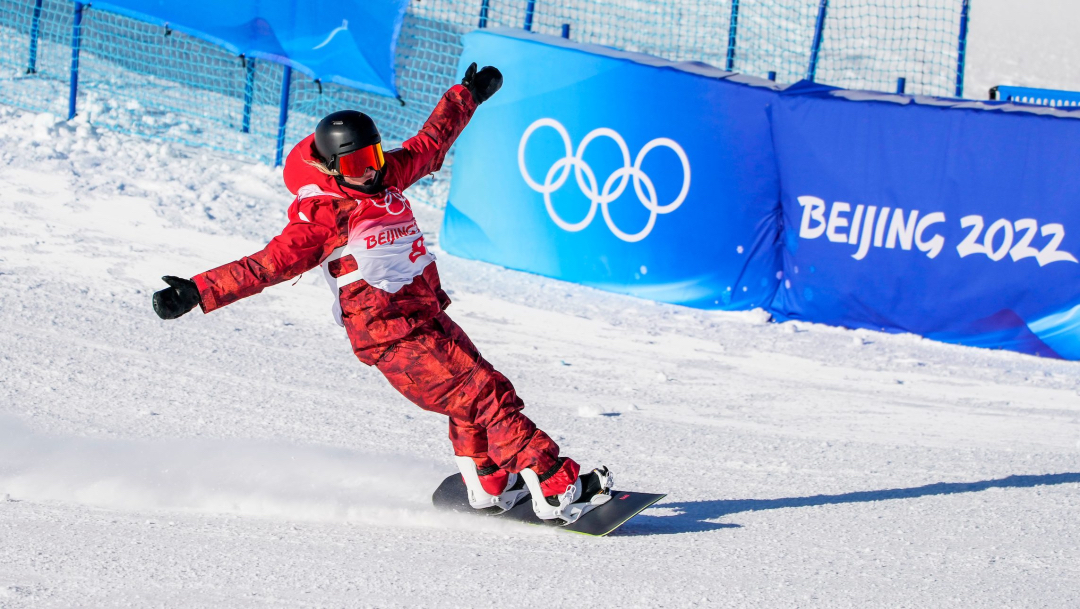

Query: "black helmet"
<box><xmin>314</xmin><ymin>110</ymin><xmax>386</xmax><ymax>194</ymax></box>
<box><xmin>314</xmin><ymin>110</ymin><xmax>381</xmax><ymax>167</ymax></box>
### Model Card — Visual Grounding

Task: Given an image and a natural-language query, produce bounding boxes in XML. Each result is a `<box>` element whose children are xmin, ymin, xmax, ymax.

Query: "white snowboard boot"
<box><xmin>454</xmin><ymin>456</ymin><xmax>530</xmax><ymax>513</ymax></box>
<box><xmin>520</xmin><ymin>458</ymin><xmax>614</xmax><ymax>525</ymax></box>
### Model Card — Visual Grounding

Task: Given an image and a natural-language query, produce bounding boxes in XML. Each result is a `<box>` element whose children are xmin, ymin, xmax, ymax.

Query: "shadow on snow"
<box><xmin>616</xmin><ymin>472</ymin><xmax>1080</xmax><ymax>536</ymax></box>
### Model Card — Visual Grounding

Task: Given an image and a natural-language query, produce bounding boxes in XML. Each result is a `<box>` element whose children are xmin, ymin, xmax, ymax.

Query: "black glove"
<box><xmin>461</xmin><ymin>62</ymin><xmax>502</xmax><ymax>104</ymax></box>
<box><xmin>153</xmin><ymin>276</ymin><xmax>201</xmax><ymax>320</ymax></box>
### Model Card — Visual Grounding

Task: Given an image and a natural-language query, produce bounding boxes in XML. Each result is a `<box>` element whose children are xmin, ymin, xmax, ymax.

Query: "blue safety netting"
<box><xmin>814</xmin><ymin>0</ymin><xmax>967</xmax><ymax>95</ymax></box>
<box><xmin>0</xmin><ymin>0</ymin><xmax>970</xmax><ymax>205</ymax></box>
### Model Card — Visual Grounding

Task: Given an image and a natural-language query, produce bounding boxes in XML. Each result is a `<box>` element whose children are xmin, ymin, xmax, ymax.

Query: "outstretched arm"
<box><xmin>153</xmin><ymin>198</ymin><xmax>339</xmax><ymax>318</ymax></box>
<box><xmin>388</xmin><ymin>63</ymin><xmax>502</xmax><ymax>190</ymax></box>
<box><xmin>191</xmin><ymin>220</ymin><xmax>335</xmax><ymax>313</ymax></box>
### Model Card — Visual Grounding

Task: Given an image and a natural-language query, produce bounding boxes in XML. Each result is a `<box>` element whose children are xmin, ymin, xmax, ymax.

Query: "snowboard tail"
<box><xmin>431</xmin><ymin>473</ymin><xmax>665</xmax><ymax>536</ymax></box>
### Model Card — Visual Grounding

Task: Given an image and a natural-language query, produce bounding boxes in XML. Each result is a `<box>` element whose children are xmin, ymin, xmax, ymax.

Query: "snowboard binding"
<box><xmin>521</xmin><ymin>465</ymin><xmax>614</xmax><ymax>525</ymax></box>
<box><xmin>455</xmin><ymin>456</ymin><xmax>531</xmax><ymax>514</ymax></box>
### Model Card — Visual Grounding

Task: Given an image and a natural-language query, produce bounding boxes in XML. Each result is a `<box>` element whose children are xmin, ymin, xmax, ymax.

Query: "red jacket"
<box><xmin>193</xmin><ymin>85</ymin><xmax>478</xmax><ymax>364</ymax></box>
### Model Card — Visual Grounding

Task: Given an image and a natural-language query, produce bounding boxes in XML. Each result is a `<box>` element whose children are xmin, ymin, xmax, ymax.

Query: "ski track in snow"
<box><xmin>3</xmin><ymin>4</ymin><xmax>1080</xmax><ymax>605</ymax></box>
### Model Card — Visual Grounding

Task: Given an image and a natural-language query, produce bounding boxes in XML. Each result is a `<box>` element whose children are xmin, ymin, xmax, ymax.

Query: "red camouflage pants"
<box><xmin>372</xmin><ymin>311</ymin><xmax>559</xmax><ymax>475</ymax></box>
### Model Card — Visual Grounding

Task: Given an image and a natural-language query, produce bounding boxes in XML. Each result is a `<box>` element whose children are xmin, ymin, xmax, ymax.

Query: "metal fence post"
<box><xmin>274</xmin><ymin>65</ymin><xmax>292</xmax><ymax>167</ymax></box>
<box><xmin>242</xmin><ymin>56</ymin><xmax>255</xmax><ymax>133</ymax></box>
<box><xmin>523</xmin><ymin>0</ymin><xmax>535</xmax><ymax>32</ymax></box>
<box><xmin>806</xmin><ymin>0</ymin><xmax>829</xmax><ymax>82</ymax></box>
<box><xmin>725</xmin><ymin>0</ymin><xmax>740</xmax><ymax>71</ymax></box>
<box><xmin>27</xmin><ymin>0</ymin><xmax>43</xmax><ymax>74</ymax></box>
<box><xmin>955</xmin><ymin>0</ymin><xmax>970</xmax><ymax>97</ymax></box>
<box><xmin>68</xmin><ymin>2</ymin><xmax>85</xmax><ymax>120</ymax></box>
<box><xmin>478</xmin><ymin>0</ymin><xmax>489</xmax><ymax>28</ymax></box>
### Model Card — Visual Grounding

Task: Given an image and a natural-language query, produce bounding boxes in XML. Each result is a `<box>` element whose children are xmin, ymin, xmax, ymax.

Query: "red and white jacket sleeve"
<box><xmin>192</xmin><ymin>197</ymin><xmax>339</xmax><ymax>314</ymax></box>
<box><xmin>385</xmin><ymin>84</ymin><xmax>478</xmax><ymax>190</ymax></box>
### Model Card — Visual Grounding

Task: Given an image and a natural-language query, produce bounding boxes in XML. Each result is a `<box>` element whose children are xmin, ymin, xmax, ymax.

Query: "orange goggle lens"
<box><xmin>337</xmin><ymin>143</ymin><xmax>385</xmax><ymax>177</ymax></box>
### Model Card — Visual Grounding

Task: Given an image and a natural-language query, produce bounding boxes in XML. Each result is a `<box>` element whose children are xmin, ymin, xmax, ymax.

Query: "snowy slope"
<box><xmin>3</xmin><ymin>3</ymin><xmax>1080</xmax><ymax>606</ymax></box>
<box><xmin>965</xmin><ymin>0</ymin><xmax>1080</xmax><ymax>97</ymax></box>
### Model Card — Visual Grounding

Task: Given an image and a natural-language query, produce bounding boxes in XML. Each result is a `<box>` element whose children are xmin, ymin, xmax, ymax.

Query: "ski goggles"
<box><xmin>336</xmin><ymin>142</ymin><xmax>385</xmax><ymax>178</ymax></box>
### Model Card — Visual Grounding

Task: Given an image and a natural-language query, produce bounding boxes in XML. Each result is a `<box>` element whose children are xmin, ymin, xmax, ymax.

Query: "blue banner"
<box><xmin>442</xmin><ymin>29</ymin><xmax>782</xmax><ymax>310</ymax></box>
<box><xmin>769</xmin><ymin>84</ymin><xmax>1080</xmax><ymax>358</ymax></box>
<box><xmin>92</xmin><ymin>0</ymin><xmax>408</xmax><ymax>97</ymax></box>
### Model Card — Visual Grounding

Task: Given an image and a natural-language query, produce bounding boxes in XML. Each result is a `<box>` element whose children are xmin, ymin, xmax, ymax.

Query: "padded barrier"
<box><xmin>446</xmin><ymin>30</ymin><xmax>1080</xmax><ymax>360</ymax></box>
<box><xmin>768</xmin><ymin>83</ymin><xmax>1080</xmax><ymax>358</ymax></box>
<box><xmin>441</xmin><ymin>29</ymin><xmax>783</xmax><ymax>310</ymax></box>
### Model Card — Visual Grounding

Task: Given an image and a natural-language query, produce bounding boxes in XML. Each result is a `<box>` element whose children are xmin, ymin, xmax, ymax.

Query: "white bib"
<box><xmin>315</xmin><ymin>188</ymin><xmax>435</xmax><ymax>326</ymax></box>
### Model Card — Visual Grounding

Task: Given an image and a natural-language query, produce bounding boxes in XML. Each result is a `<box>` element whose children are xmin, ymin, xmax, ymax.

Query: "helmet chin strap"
<box><xmin>335</xmin><ymin>166</ymin><xmax>386</xmax><ymax>196</ymax></box>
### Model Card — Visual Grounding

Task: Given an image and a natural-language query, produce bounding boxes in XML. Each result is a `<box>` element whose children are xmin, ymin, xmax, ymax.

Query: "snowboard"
<box><xmin>431</xmin><ymin>473</ymin><xmax>666</xmax><ymax>536</ymax></box>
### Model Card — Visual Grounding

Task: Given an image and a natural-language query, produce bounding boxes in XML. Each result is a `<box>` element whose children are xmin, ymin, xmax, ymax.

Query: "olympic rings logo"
<box><xmin>517</xmin><ymin>118</ymin><xmax>691</xmax><ymax>243</ymax></box>
<box><xmin>372</xmin><ymin>189</ymin><xmax>410</xmax><ymax>215</ymax></box>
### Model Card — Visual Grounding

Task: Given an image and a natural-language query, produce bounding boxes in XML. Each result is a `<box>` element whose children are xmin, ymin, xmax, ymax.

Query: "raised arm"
<box><xmin>387</xmin><ymin>63</ymin><xmax>502</xmax><ymax>190</ymax></box>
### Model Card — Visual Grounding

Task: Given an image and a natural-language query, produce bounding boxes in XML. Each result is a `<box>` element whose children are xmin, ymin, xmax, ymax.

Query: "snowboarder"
<box><xmin>151</xmin><ymin>63</ymin><xmax>611</xmax><ymax>523</ymax></box>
